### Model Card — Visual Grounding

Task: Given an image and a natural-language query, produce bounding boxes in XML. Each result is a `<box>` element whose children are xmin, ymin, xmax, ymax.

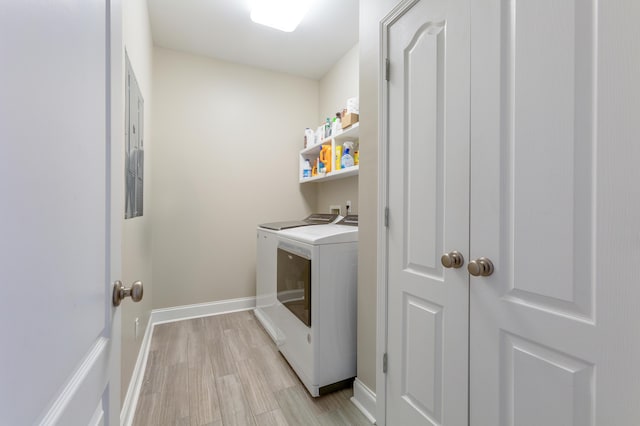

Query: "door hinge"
<box><xmin>385</xmin><ymin>58</ymin><xmax>390</xmax><ymax>81</ymax></box>
<box><xmin>384</xmin><ymin>207</ymin><xmax>389</xmax><ymax>228</ymax></box>
<box><xmin>383</xmin><ymin>353</ymin><xmax>388</xmax><ymax>373</ymax></box>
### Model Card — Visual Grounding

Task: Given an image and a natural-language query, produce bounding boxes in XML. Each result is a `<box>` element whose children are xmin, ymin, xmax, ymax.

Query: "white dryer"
<box><xmin>255</xmin><ymin>217</ymin><xmax>358</xmax><ymax>396</ymax></box>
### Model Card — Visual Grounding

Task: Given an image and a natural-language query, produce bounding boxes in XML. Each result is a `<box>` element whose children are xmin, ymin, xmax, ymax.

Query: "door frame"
<box><xmin>376</xmin><ymin>2</ymin><xmax>422</xmax><ymax>425</ymax></box>
<box><xmin>109</xmin><ymin>0</ymin><xmax>124</xmax><ymax>423</ymax></box>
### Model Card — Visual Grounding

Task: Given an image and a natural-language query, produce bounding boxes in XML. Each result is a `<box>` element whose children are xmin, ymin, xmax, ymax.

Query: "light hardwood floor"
<box><xmin>133</xmin><ymin>310</ymin><xmax>370</xmax><ymax>426</ymax></box>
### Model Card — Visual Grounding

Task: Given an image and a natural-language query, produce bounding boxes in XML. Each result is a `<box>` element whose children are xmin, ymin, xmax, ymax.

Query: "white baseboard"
<box><xmin>351</xmin><ymin>377</ymin><xmax>377</xmax><ymax>424</ymax></box>
<box><xmin>151</xmin><ymin>296</ymin><xmax>256</xmax><ymax>324</ymax></box>
<box><xmin>120</xmin><ymin>316</ymin><xmax>154</xmax><ymax>426</ymax></box>
<box><xmin>120</xmin><ymin>296</ymin><xmax>256</xmax><ymax>425</ymax></box>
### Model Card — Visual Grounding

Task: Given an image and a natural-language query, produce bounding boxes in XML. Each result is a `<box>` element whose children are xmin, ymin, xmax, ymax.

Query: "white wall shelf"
<box><xmin>299</xmin><ymin>165</ymin><xmax>359</xmax><ymax>183</ymax></box>
<box><xmin>299</xmin><ymin>122</ymin><xmax>359</xmax><ymax>184</ymax></box>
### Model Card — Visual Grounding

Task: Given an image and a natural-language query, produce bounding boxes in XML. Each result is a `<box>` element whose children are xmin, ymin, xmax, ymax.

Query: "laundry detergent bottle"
<box><xmin>334</xmin><ymin>145</ymin><xmax>342</xmax><ymax>170</ymax></box>
<box><xmin>320</xmin><ymin>145</ymin><xmax>332</xmax><ymax>172</ymax></box>
<box><xmin>341</xmin><ymin>142</ymin><xmax>355</xmax><ymax>168</ymax></box>
<box><xmin>303</xmin><ymin>159</ymin><xmax>312</xmax><ymax>178</ymax></box>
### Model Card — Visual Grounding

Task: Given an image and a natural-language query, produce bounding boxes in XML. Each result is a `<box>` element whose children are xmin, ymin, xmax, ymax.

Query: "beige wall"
<box><xmin>358</xmin><ymin>0</ymin><xmax>401</xmax><ymax>393</ymax></box>
<box><xmin>319</xmin><ymin>44</ymin><xmax>359</xmax><ymax>123</ymax></box>
<box><xmin>316</xmin><ymin>177</ymin><xmax>358</xmax><ymax>215</ymax></box>
<box><xmin>121</xmin><ymin>0</ymin><xmax>154</xmax><ymax>402</ymax></box>
<box><xmin>317</xmin><ymin>44</ymin><xmax>360</xmax><ymax>215</ymax></box>
<box><xmin>151</xmin><ymin>47</ymin><xmax>318</xmax><ymax>309</ymax></box>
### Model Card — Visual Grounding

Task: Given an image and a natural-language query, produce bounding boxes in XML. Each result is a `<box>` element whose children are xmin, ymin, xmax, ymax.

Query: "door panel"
<box><xmin>402</xmin><ymin>295</ymin><xmax>443</xmax><ymax>421</ymax></box>
<box><xmin>502</xmin><ymin>332</ymin><xmax>594</xmax><ymax>426</ymax></box>
<box><xmin>386</xmin><ymin>0</ymin><xmax>470</xmax><ymax>424</ymax></box>
<box><xmin>405</xmin><ymin>21</ymin><xmax>445</xmax><ymax>277</ymax></box>
<box><xmin>470</xmin><ymin>0</ymin><xmax>640</xmax><ymax>424</ymax></box>
<box><xmin>506</xmin><ymin>0</ymin><xmax>595</xmax><ymax>319</ymax></box>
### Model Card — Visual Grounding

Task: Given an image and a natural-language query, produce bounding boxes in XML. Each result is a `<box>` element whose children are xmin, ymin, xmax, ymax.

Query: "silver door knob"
<box><xmin>441</xmin><ymin>251</ymin><xmax>464</xmax><ymax>268</ymax></box>
<box><xmin>468</xmin><ymin>258</ymin><xmax>494</xmax><ymax>277</ymax></box>
<box><xmin>112</xmin><ymin>280</ymin><xmax>144</xmax><ymax>306</ymax></box>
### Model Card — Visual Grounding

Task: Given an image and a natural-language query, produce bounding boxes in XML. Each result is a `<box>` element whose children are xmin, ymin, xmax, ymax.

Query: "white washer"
<box><xmin>255</xmin><ymin>213</ymin><xmax>339</xmax><ymax>339</ymax></box>
<box><xmin>255</xmin><ymin>225</ymin><xmax>280</xmax><ymax>327</ymax></box>
<box><xmin>254</xmin><ymin>221</ymin><xmax>358</xmax><ymax>396</ymax></box>
<box><xmin>255</xmin><ymin>213</ymin><xmax>339</xmax><ymax>334</ymax></box>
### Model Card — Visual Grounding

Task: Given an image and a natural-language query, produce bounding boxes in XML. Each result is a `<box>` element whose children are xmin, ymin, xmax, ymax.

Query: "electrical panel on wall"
<box><xmin>125</xmin><ymin>52</ymin><xmax>144</xmax><ymax>219</ymax></box>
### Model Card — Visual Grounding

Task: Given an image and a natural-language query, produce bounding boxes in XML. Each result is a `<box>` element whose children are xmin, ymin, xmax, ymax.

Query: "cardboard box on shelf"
<box><xmin>341</xmin><ymin>113</ymin><xmax>359</xmax><ymax>129</ymax></box>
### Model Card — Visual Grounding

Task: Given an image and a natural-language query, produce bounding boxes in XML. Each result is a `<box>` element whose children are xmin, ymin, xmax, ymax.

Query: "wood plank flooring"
<box><xmin>133</xmin><ymin>311</ymin><xmax>370</xmax><ymax>426</ymax></box>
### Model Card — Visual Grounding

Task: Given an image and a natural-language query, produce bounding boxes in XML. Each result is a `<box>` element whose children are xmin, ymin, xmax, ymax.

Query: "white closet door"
<box><xmin>469</xmin><ymin>0</ymin><xmax>640</xmax><ymax>424</ymax></box>
<box><xmin>385</xmin><ymin>0</ymin><xmax>470</xmax><ymax>424</ymax></box>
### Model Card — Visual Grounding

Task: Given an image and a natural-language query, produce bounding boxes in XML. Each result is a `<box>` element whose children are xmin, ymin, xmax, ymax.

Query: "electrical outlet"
<box><xmin>134</xmin><ymin>317</ymin><xmax>140</xmax><ymax>340</ymax></box>
<box><xmin>346</xmin><ymin>200</ymin><xmax>352</xmax><ymax>215</ymax></box>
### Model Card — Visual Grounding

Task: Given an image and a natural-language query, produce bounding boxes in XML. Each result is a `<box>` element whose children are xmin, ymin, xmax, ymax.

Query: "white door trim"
<box><xmin>376</xmin><ymin>2</ymin><xmax>422</xmax><ymax>426</ymax></box>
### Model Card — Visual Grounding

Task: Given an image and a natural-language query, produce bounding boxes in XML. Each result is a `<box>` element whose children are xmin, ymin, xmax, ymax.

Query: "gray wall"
<box><xmin>121</xmin><ymin>0</ymin><xmax>154</xmax><ymax>402</ymax></box>
<box><xmin>358</xmin><ymin>0</ymin><xmax>402</xmax><ymax>393</ymax></box>
<box><xmin>150</xmin><ymin>47</ymin><xmax>318</xmax><ymax>309</ymax></box>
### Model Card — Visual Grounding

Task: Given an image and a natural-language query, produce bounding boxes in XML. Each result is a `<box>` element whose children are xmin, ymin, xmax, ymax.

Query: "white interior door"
<box><xmin>470</xmin><ymin>0</ymin><xmax>640</xmax><ymax>424</ymax></box>
<box><xmin>0</xmin><ymin>1</ymin><xmax>123</xmax><ymax>425</ymax></box>
<box><xmin>384</xmin><ymin>0</ymin><xmax>470</xmax><ymax>424</ymax></box>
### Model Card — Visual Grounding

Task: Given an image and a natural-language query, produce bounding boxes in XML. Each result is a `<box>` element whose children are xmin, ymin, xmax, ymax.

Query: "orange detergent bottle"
<box><xmin>319</xmin><ymin>145</ymin><xmax>332</xmax><ymax>172</ymax></box>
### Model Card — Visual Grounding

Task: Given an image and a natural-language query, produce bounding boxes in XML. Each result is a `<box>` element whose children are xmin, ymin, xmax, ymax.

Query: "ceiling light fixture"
<box><xmin>250</xmin><ymin>0</ymin><xmax>312</xmax><ymax>33</ymax></box>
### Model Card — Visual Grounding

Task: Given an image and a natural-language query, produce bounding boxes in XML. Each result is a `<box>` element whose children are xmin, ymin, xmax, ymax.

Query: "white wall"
<box><xmin>317</xmin><ymin>44</ymin><xmax>360</xmax><ymax>215</ymax></box>
<box><xmin>151</xmin><ymin>47</ymin><xmax>318</xmax><ymax>309</ymax></box>
<box><xmin>121</xmin><ymin>0</ymin><xmax>154</xmax><ymax>402</ymax></box>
